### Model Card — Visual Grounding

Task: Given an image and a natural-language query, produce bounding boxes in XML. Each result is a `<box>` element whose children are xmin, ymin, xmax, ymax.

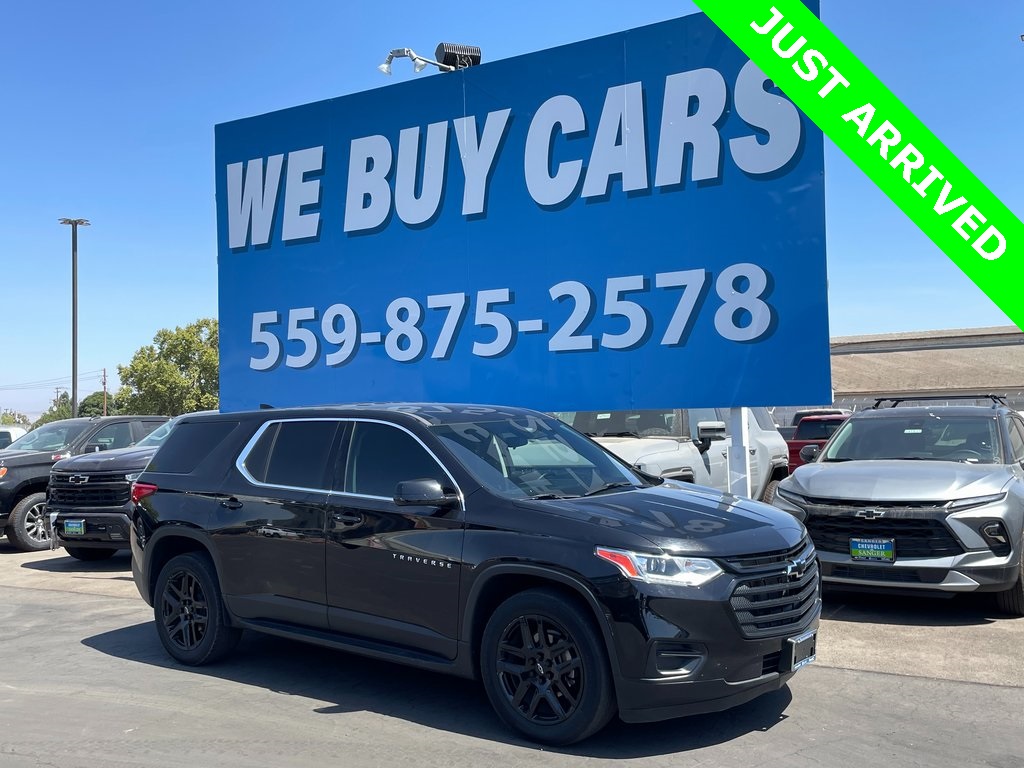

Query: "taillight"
<box><xmin>131</xmin><ymin>482</ymin><xmax>158</xmax><ymax>504</ymax></box>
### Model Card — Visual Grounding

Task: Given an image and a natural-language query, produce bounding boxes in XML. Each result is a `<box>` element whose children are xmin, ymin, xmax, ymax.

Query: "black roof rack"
<box><xmin>871</xmin><ymin>394</ymin><xmax>1008</xmax><ymax>409</ymax></box>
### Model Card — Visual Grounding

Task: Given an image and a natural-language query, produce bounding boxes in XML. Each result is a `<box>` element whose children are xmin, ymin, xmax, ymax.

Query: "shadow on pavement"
<box><xmin>83</xmin><ymin>622</ymin><xmax>793</xmax><ymax>757</ymax></box>
<box><xmin>821</xmin><ymin>587</ymin><xmax>1014</xmax><ymax>627</ymax></box>
<box><xmin>21</xmin><ymin>549</ymin><xmax>132</xmax><ymax>576</ymax></box>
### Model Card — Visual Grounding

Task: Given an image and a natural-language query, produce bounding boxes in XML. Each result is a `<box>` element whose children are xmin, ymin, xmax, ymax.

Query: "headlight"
<box><xmin>595</xmin><ymin>546</ymin><xmax>723</xmax><ymax>587</ymax></box>
<box><xmin>948</xmin><ymin>493</ymin><xmax>1006</xmax><ymax>512</ymax></box>
<box><xmin>125</xmin><ymin>472</ymin><xmax>143</xmax><ymax>482</ymax></box>
<box><xmin>776</xmin><ymin>486</ymin><xmax>808</xmax><ymax>506</ymax></box>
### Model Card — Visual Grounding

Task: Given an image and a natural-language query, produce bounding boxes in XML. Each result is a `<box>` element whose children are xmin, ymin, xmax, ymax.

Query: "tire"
<box><xmin>65</xmin><ymin>547</ymin><xmax>118</xmax><ymax>562</ymax></box>
<box><xmin>761</xmin><ymin>479</ymin><xmax>780</xmax><ymax>505</ymax></box>
<box><xmin>480</xmin><ymin>588</ymin><xmax>616</xmax><ymax>746</ymax></box>
<box><xmin>8</xmin><ymin>493</ymin><xmax>51</xmax><ymax>552</ymax></box>
<box><xmin>153</xmin><ymin>552</ymin><xmax>241</xmax><ymax>665</ymax></box>
<box><xmin>995</xmin><ymin>558</ymin><xmax>1024</xmax><ymax>617</ymax></box>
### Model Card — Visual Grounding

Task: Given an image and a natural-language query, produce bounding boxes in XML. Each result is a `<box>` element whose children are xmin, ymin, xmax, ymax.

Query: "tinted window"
<box><xmin>89</xmin><ymin>422</ymin><xmax>134</xmax><ymax>450</ymax></box>
<box><xmin>149</xmin><ymin>421</ymin><xmax>239</xmax><ymax>474</ymax></box>
<box><xmin>137</xmin><ymin>420</ymin><xmax>165</xmax><ymax>439</ymax></box>
<box><xmin>345</xmin><ymin>422</ymin><xmax>447</xmax><ymax>498</ymax></box>
<box><xmin>262</xmin><ymin>420</ymin><xmax>339</xmax><ymax>489</ymax></box>
<box><xmin>794</xmin><ymin>418</ymin><xmax>845</xmax><ymax>440</ymax></box>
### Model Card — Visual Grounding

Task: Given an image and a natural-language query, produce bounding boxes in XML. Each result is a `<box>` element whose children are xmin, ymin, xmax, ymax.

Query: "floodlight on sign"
<box><xmin>434</xmin><ymin>43</ymin><xmax>482</xmax><ymax>69</ymax></box>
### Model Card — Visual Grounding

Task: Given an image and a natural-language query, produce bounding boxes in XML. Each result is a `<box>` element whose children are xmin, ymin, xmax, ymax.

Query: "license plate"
<box><xmin>850</xmin><ymin>537</ymin><xmax>895</xmax><ymax>562</ymax></box>
<box><xmin>63</xmin><ymin>520</ymin><xmax>86</xmax><ymax>536</ymax></box>
<box><xmin>787</xmin><ymin>630</ymin><xmax>817</xmax><ymax>671</ymax></box>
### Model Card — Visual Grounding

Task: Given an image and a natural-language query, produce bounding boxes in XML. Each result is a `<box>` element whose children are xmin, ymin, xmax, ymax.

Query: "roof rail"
<box><xmin>871</xmin><ymin>394</ymin><xmax>1008</xmax><ymax>409</ymax></box>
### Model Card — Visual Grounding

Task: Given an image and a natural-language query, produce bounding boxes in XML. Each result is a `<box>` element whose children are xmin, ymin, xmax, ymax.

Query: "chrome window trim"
<box><xmin>234</xmin><ymin>417</ymin><xmax>464</xmax><ymax>508</ymax></box>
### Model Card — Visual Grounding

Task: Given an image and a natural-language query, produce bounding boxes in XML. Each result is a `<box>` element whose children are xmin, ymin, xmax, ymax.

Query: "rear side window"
<box><xmin>149</xmin><ymin>421</ymin><xmax>239</xmax><ymax>474</ymax></box>
<box><xmin>242</xmin><ymin>420</ymin><xmax>339</xmax><ymax>490</ymax></box>
<box><xmin>343</xmin><ymin>422</ymin><xmax>448</xmax><ymax>498</ymax></box>
<box><xmin>1008</xmin><ymin>419</ymin><xmax>1024</xmax><ymax>463</ymax></box>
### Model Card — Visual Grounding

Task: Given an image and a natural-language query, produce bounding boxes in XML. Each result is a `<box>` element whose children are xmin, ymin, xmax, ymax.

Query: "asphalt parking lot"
<box><xmin>1</xmin><ymin>543</ymin><xmax>1022</xmax><ymax>768</ymax></box>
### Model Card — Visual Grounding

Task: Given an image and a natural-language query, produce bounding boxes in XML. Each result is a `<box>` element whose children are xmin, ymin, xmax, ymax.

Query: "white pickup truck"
<box><xmin>557</xmin><ymin>407</ymin><xmax>790</xmax><ymax>503</ymax></box>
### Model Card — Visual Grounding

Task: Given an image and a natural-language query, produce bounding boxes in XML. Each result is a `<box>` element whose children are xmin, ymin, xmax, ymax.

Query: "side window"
<box><xmin>136</xmin><ymin>420</ymin><xmax>165</xmax><ymax>439</ymax></box>
<box><xmin>750</xmin><ymin>407</ymin><xmax>778</xmax><ymax>431</ymax></box>
<box><xmin>243</xmin><ymin>420</ymin><xmax>339</xmax><ymax>490</ymax></box>
<box><xmin>89</xmin><ymin>422</ymin><xmax>135</xmax><ymax>450</ymax></box>
<box><xmin>344</xmin><ymin>422</ymin><xmax>448</xmax><ymax>498</ymax></box>
<box><xmin>1008</xmin><ymin>419</ymin><xmax>1024</xmax><ymax>463</ymax></box>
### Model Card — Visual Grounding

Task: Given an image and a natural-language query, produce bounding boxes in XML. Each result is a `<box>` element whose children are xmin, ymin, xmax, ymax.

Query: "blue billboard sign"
<box><xmin>215</xmin><ymin>8</ymin><xmax>830</xmax><ymax>413</ymax></box>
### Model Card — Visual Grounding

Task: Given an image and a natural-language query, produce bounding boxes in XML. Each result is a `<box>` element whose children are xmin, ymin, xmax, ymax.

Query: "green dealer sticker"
<box><xmin>693</xmin><ymin>0</ymin><xmax>1023</xmax><ymax>329</ymax></box>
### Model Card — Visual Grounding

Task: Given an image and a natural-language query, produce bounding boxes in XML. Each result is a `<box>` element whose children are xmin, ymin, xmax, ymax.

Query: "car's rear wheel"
<box><xmin>995</xmin><ymin>551</ymin><xmax>1024</xmax><ymax>616</ymax></box>
<box><xmin>8</xmin><ymin>493</ymin><xmax>50</xmax><ymax>552</ymax></box>
<box><xmin>64</xmin><ymin>547</ymin><xmax>118</xmax><ymax>561</ymax></box>
<box><xmin>154</xmin><ymin>552</ymin><xmax>241</xmax><ymax>665</ymax></box>
<box><xmin>480</xmin><ymin>588</ymin><xmax>615</xmax><ymax>745</ymax></box>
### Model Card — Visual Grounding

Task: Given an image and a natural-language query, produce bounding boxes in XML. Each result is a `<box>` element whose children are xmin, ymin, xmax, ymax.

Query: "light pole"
<box><xmin>58</xmin><ymin>217</ymin><xmax>90</xmax><ymax>418</ymax></box>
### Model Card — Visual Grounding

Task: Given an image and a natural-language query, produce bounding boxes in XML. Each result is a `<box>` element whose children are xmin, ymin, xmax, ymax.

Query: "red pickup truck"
<box><xmin>787</xmin><ymin>414</ymin><xmax>849</xmax><ymax>472</ymax></box>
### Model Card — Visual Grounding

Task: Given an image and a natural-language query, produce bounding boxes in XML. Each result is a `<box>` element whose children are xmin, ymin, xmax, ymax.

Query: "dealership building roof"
<box><xmin>829</xmin><ymin>325</ymin><xmax>1024</xmax><ymax>399</ymax></box>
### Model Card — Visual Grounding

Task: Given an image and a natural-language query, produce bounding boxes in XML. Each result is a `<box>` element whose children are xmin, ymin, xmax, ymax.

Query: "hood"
<box><xmin>789</xmin><ymin>460</ymin><xmax>1013</xmax><ymax>501</ymax></box>
<box><xmin>52</xmin><ymin>444</ymin><xmax>159</xmax><ymax>473</ymax></box>
<box><xmin>592</xmin><ymin>436</ymin><xmax>692</xmax><ymax>464</ymax></box>
<box><xmin>0</xmin><ymin>449</ymin><xmax>57</xmax><ymax>467</ymax></box>
<box><xmin>518</xmin><ymin>483</ymin><xmax>806</xmax><ymax>557</ymax></box>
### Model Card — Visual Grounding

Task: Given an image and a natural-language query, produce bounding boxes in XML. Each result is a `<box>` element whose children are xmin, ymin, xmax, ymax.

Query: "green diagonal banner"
<box><xmin>693</xmin><ymin>0</ymin><xmax>1023</xmax><ymax>329</ymax></box>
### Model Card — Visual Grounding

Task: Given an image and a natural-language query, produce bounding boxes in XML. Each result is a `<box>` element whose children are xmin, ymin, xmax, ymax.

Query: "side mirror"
<box><xmin>694</xmin><ymin>421</ymin><xmax>727</xmax><ymax>454</ymax></box>
<box><xmin>394</xmin><ymin>478</ymin><xmax>459</xmax><ymax>507</ymax></box>
<box><xmin>85</xmin><ymin>443</ymin><xmax>108</xmax><ymax>453</ymax></box>
<box><xmin>799</xmin><ymin>445</ymin><xmax>821</xmax><ymax>463</ymax></box>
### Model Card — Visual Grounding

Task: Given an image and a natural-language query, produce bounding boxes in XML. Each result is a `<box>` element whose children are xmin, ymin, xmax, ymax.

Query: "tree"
<box><xmin>1</xmin><ymin>409</ymin><xmax>30</xmax><ymax>426</ymax></box>
<box><xmin>117</xmin><ymin>318</ymin><xmax>219</xmax><ymax>416</ymax></box>
<box><xmin>78</xmin><ymin>390</ymin><xmax>118</xmax><ymax>418</ymax></box>
<box><xmin>32</xmin><ymin>391</ymin><xmax>72</xmax><ymax>429</ymax></box>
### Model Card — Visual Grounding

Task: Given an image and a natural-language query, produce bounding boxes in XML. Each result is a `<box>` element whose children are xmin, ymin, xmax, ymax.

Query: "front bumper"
<box><xmin>603</xmin><ymin>552</ymin><xmax>821</xmax><ymax>723</ymax></box>
<box><xmin>47</xmin><ymin>506</ymin><xmax>133</xmax><ymax>550</ymax></box>
<box><xmin>817</xmin><ymin>551</ymin><xmax>1019</xmax><ymax>593</ymax></box>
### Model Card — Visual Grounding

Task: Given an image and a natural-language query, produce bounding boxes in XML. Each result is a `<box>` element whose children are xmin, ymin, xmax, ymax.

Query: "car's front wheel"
<box><xmin>995</xmin><ymin>549</ymin><xmax>1024</xmax><ymax>616</ymax></box>
<box><xmin>154</xmin><ymin>552</ymin><xmax>241</xmax><ymax>665</ymax></box>
<box><xmin>7</xmin><ymin>493</ymin><xmax>50</xmax><ymax>552</ymax></box>
<box><xmin>480</xmin><ymin>588</ymin><xmax>616</xmax><ymax>745</ymax></box>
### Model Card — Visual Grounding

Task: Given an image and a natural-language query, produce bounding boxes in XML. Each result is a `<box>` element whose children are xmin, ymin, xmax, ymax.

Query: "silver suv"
<box><xmin>772</xmin><ymin>397</ymin><xmax>1024</xmax><ymax>615</ymax></box>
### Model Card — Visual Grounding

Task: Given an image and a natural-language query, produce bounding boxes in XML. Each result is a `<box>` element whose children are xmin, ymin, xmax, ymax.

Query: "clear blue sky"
<box><xmin>1</xmin><ymin>1</ymin><xmax>1020</xmax><ymax>418</ymax></box>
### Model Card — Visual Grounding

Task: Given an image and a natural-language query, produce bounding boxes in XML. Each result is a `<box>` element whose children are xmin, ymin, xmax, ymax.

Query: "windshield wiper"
<box><xmin>581</xmin><ymin>481</ymin><xmax>637</xmax><ymax>497</ymax></box>
<box><xmin>584</xmin><ymin>431</ymin><xmax>639</xmax><ymax>438</ymax></box>
<box><xmin>528</xmin><ymin>493</ymin><xmax>576</xmax><ymax>500</ymax></box>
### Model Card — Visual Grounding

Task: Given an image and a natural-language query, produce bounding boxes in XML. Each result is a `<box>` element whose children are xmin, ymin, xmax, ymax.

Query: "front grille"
<box><xmin>829</xmin><ymin>565</ymin><xmax>922</xmax><ymax>583</ymax></box>
<box><xmin>727</xmin><ymin>538</ymin><xmax>820</xmax><ymax>639</ymax></box>
<box><xmin>49</xmin><ymin>472</ymin><xmax>130</xmax><ymax>508</ymax></box>
<box><xmin>804</xmin><ymin>514</ymin><xmax>963</xmax><ymax>558</ymax></box>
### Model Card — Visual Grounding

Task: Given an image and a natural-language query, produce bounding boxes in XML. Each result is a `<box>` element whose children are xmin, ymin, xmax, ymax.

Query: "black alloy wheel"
<box><xmin>496</xmin><ymin>615</ymin><xmax>583</xmax><ymax>725</ymax></box>
<box><xmin>153</xmin><ymin>553</ymin><xmax>241</xmax><ymax>665</ymax></box>
<box><xmin>161</xmin><ymin>566</ymin><xmax>210</xmax><ymax>653</ymax></box>
<box><xmin>481</xmin><ymin>589</ymin><xmax>616</xmax><ymax>745</ymax></box>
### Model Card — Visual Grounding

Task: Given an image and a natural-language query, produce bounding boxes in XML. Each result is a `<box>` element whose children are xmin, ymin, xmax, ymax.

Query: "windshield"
<box><xmin>823</xmin><ymin>414</ymin><xmax>1003</xmax><ymax>464</ymax></box>
<box><xmin>5</xmin><ymin>421</ymin><xmax>90</xmax><ymax>453</ymax></box>
<box><xmin>553</xmin><ymin>409</ymin><xmax>681</xmax><ymax>438</ymax></box>
<box><xmin>431</xmin><ymin>415</ymin><xmax>645</xmax><ymax>499</ymax></box>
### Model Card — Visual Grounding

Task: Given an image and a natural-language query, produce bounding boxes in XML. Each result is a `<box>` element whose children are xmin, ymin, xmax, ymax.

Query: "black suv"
<box><xmin>47</xmin><ymin>417</ymin><xmax>181</xmax><ymax>561</ymax></box>
<box><xmin>131</xmin><ymin>404</ymin><xmax>820</xmax><ymax>745</ymax></box>
<box><xmin>0</xmin><ymin>415</ymin><xmax>168</xmax><ymax>551</ymax></box>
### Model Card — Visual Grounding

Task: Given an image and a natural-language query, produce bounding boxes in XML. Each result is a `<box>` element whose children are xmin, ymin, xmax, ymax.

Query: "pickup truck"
<box><xmin>787</xmin><ymin>414</ymin><xmax>848</xmax><ymax>472</ymax></box>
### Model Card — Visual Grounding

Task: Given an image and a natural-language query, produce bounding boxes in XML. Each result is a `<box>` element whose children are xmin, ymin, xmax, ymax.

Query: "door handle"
<box><xmin>332</xmin><ymin>511</ymin><xmax>363</xmax><ymax>525</ymax></box>
<box><xmin>220</xmin><ymin>498</ymin><xmax>243</xmax><ymax>510</ymax></box>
